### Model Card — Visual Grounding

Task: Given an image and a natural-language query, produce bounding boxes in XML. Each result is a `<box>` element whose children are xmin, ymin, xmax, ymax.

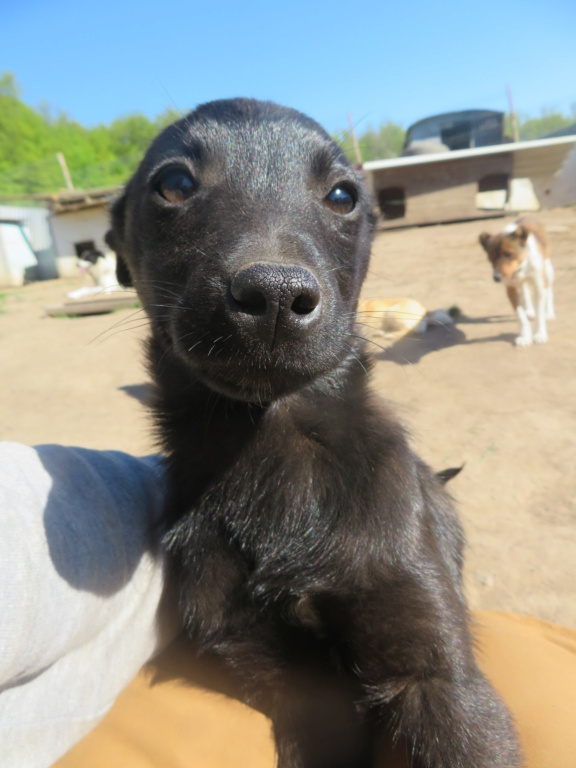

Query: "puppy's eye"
<box><xmin>156</xmin><ymin>169</ymin><xmax>196</xmax><ymax>203</ymax></box>
<box><xmin>323</xmin><ymin>184</ymin><xmax>356</xmax><ymax>214</ymax></box>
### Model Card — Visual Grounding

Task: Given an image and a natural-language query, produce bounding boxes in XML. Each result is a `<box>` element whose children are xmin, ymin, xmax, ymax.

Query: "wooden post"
<box><xmin>56</xmin><ymin>152</ymin><xmax>74</xmax><ymax>190</ymax></box>
<box><xmin>347</xmin><ymin>112</ymin><xmax>363</xmax><ymax>166</ymax></box>
<box><xmin>507</xmin><ymin>84</ymin><xmax>520</xmax><ymax>143</ymax></box>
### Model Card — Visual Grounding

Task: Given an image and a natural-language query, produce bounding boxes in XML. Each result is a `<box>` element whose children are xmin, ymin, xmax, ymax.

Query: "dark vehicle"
<box><xmin>402</xmin><ymin>109</ymin><xmax>507</xmax><ymax>155</ymax></box>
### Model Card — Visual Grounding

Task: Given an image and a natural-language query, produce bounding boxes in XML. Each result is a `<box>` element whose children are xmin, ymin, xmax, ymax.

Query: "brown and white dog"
<box><xmin>479</xmin><ymin>217</ymin><xmax>555</xmax><ymax>346</ymax></box>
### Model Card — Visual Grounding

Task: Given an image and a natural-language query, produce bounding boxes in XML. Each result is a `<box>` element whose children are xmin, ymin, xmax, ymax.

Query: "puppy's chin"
<box><xmin>196</xmin><ymin>363</ymin><xmax>325</xmax><ymax>404</ymax></box>
<box><xmin>198</xmin><ymin>374</ymin><xmax>280</xmax><ymax>404</ymax></box>
<box><xmin>167</xmin><ymin>325</ymin><xmax>349</xmax><ymax>404</ymax></box>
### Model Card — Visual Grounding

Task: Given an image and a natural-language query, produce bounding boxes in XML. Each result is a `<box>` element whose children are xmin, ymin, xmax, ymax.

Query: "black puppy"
<box><xmin>106</xmin><ymin>99</ymin><xmax>520</xmax><ymax>768</ymax></box>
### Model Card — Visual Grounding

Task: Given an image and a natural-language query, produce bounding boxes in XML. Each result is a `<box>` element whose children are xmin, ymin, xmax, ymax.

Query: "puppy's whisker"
<box><xmin>92</xmin><ymin>321</ymin><xmax>153</xmax><ymax>345</ymax></box>
<box><xmin>213</xmin><ymin>335</ymin><xmax>233</xmax><ymax>357</ymax></box>
<box><xmin>150</xmin><ymin>303</ymin><xmax>181</xmax><ymax>311</ymax></box>
<box><xmin>133</xmin><ymin>278</ymin><xmax>183</xmax><ymax>288</ymax></box>
<box><xmin>89</xmin><ymin>308</ymin><xmax>150</xmax><ymax>345</ymax></box>
<box><xmin>348</xmin><ymin>332</ymin><xmax>393</xmax><ymax>357</ymax></box>
<box><xmin>156</xmin><ymin>340</ymin><xmax>177</xmax><ymax>376</ymax></box>
<box><xmin>206</xmin><ymin>336</ymin><xmax>225</xmax><ymax>357</ymax></box>
<box><xmin>148</xmin><ymin>289</ymin><xmax>183</xmax><ymax>302</ymax></box>
<box><xmin>342</xmin><ymin>345</ymin><xmax>368</xmax><ymax>375</ymax></box>
<box><xmin>355</xmin><ymin>310</ymin><xmax>426</xmax><ymax>318</ymax></box>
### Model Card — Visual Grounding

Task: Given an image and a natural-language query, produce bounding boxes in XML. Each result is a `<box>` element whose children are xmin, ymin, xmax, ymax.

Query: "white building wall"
<box><xmin>50</xmin><ymin>206</ymin><xmax>110</xmax><ymax>259</ymax></box>
<box><xmin>538</xmin><ymin>144</ymin><xmax>576</xmax><ymax>209</ymax></box>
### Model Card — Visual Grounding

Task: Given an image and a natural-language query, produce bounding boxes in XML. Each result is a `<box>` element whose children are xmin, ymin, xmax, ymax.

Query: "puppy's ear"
<box><xmin>436</xmin><ymin>464</ymin><xmax>464</xmax><ymax>485</ymax></box>
<box><xmin>512</xmin><ymin>225</ymin><xmax>529</xmax><ymax>245</ymax></box>
<box><xmin>478</xmin><ymin>233</ymin><xmax>491</xmax><ymax>252</ymax></box>
<box><xmin>105</xmin><ymin>189</ymin><xmax>133</xmax><ymax>288</ymax></box>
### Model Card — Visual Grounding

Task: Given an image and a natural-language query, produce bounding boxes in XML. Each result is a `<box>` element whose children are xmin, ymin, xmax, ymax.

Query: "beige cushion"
<box><xmin>56</xmin><ymin>611</ymin><xmax>576</xmax><ymax>768</ymax></box>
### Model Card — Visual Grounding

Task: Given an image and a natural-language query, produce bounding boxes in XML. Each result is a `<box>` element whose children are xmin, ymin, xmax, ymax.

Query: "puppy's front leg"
<box><xmin>214</xmin><ymin>628</ymin><xmax>372</xmax><ymax>768</ymax></box>
<box><xmin>270</xmin><ymin>672</ymin><xmax>372</xmax><ymax>768</ymax></box>
<box><xmin>336</xmin><ymin>585</ymin><xmax>522</xmax><ymax>768</ymax></box>
<box><xmin>507</xmin><ymin>286</ymin><xmax>532</xmax><ymax>346</ymax></box>
<box><xmin>544</xmin><ymin>259</ymin><xmax>555</xmax><ymax>319</ymax></box>
<box><xmin>531</xmin><ymin>278</ymin><xmax>548</xmax><ymax>344</ymax></box>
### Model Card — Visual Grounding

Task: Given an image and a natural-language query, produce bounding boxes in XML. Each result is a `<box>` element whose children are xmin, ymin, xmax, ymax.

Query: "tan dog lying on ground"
<box><xmin>479</xmin><ymin>217</ymin><xmax>555</xmax><ymax>346</ymax></box>
<box><xmin>357</xmin><ymin>297</ymin><xmax>427</xmax><ymax>338</ymax></box>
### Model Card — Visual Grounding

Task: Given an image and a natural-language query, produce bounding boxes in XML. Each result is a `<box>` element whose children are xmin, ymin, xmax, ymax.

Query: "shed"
<box><xmin>47</xmin><ymin>186</ymin><xmax>121</xmax><ymax>276</ymax></box>
<box><xmin>363</xmin><ymin>135</ymin><xmax>576</xmax><ymax>228</ymax></box>
<box><xmin>0</xmin><ymin>204</ymin><xmax>57</xmax><ymax>283</ymax></box>
<box><xmin>0</xmin><ymin>220</ymin><xmax>37</xmax><ymax>287</ymax></box>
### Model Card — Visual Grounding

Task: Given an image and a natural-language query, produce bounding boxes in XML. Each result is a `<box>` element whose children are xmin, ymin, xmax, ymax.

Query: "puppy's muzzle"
<box><xmin>230</xmin><ymin>262</ymin><xmax>322</xmax><ymax>346</ymax></box>
<box><xmin>493</xmin><ymin>273</ymin><xmax>502</xmax><ymax>283</ymax></box>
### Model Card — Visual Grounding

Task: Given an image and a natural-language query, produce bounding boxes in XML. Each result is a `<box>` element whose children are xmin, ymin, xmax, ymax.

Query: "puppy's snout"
<box><xmin>493</xmin><ymin>273</ymin><xmax>502</xmax><ymax>283</ymax></box>
<box><xmin>230</xmin><ymin>263</ymin><xmax>322</xmax><ymax>342</ymax></box>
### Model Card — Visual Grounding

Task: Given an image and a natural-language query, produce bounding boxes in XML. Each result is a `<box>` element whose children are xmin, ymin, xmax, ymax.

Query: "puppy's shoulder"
<box><xmin>517</xmin><ymin>216</ymin><xmax>550</xmax><ymax>256</ymax></box>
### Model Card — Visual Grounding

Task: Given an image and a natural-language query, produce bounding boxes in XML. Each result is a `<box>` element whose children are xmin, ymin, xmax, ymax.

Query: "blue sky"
<box><xmin>2</xmin><ymin>0</ymin><xmax>575</xmax><ymax>134</ymax></box>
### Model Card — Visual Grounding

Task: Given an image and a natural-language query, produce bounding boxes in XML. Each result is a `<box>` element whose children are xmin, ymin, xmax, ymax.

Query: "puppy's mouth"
<box><xmin>173</xmin><ymin>326</ymin><xmax>344</xmax><ymax>403</ymax></box>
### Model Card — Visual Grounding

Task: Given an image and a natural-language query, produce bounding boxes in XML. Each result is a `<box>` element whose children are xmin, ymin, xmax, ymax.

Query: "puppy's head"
<box><xmin>106</xmin><ymin>98</ymin><xmax>374</xmax><ymax>402</ymax></box>
<box><xmin>78</xmin><ymin>248</ymin><xmax>105</xmax><ymax>266</ymax></box>
<box><xmin>478</xmin><ymin>223</ymin><xmax>529</xmax><ymax>284</ymax></box>
<box><xmin>77</xmin><ymin>249</ymin><xmax>105</xmax><ymax>276</ymax></box>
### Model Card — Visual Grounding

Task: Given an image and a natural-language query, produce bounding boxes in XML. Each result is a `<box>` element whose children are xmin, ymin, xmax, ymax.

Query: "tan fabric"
<box><xmin>56</xmin><ymin>611</ymin><xmax>576</xmax><ymax>768</ymax></box>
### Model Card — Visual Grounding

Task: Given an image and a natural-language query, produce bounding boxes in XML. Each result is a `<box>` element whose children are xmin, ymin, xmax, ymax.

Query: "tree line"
<box><xmin>0</xmin><ymin>71</ymin><xmax>574</xmax><ymax>197</ymax></box>
<box><xmin>0</xmin><ymin>72</ymin><xmax>180</xmax><ymax>196</ymax></box>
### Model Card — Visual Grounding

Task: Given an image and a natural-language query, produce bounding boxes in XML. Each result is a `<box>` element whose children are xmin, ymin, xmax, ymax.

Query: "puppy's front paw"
<box><xmin>515</xmin><ymin>334</ymin><xmax>532</xmax><ymax>347</ymax></box>
<box><xmin>533</xmin><ymin>330</ymin><xmax>548</xmax><ymax>344</ymax></box>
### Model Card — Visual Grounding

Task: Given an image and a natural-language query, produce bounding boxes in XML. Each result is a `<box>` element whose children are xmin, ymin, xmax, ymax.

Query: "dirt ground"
<box><xmin>1</xmin><ymin>206</ymin><xmax>574</xmax><ymax>627</ymax></box>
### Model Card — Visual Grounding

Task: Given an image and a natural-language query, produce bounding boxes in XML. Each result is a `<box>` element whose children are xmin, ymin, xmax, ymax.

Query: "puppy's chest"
<box><xmin>519</xmin><ymin>241</ymin><xmax>545</xmax><ymax>278</ymax></box>
<box><xmin>165</xmin><ymin>386</ymin><xmax>395</xmax><ymax>594</ymax></box>
<box><xmin>178</xmin><ymin>412</ymin><xmax>372</xmax><ymax>571</ymax></box>
<box><xmin>202</xmin><ymin>435</ymin><xmax>341</xmax><ymax>555</ymax></box>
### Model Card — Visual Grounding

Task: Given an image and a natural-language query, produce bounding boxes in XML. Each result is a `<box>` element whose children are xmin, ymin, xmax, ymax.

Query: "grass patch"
<box><xmin>477</xmin><ymin>441</ymin><xmax>497</xmax><ymax>462</ymax></box>
<box><xmin>113</xmin><ymin>300</ymin><xmax>142</xmax><ymax>312</ymax></box>
<box><xmin>50</xmin><ymin>300</ymin><xmax>142</xmax><ymax>319</ymax></box>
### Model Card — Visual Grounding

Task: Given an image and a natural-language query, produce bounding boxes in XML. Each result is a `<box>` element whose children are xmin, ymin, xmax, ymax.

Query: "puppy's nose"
<box><xmin>493</xmin><ymin>274</ymin><xmax>501</xmax><ymax>283</ymax></box>
<box><xmin>230</xmin><ymin>263</ymin><xmax>321</xmax><ymax>342</ymax></box>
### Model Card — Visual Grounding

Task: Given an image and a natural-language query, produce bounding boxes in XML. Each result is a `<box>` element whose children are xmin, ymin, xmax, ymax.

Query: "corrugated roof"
<box><xmin>363</xmin><ymin>135</ymin><xmax>576</xmax><ymax>173</ymax></box>
<box><xmin>48</xmin><ymin>186</ymin><xmax>122</xmax><ymax>214</ymax></box>
<box><xmin>513</xmin><ymin>142</ymin><xmax>576</xmax><ymax>178</ymax></box>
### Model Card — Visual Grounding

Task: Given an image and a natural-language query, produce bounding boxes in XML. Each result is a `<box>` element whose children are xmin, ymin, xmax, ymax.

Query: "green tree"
<box><xmin>517</xmin><ymin>107</ymin><xmax>576</xmax><ymax>140</ymax></box>
<box><xmin>0</xmin><ymin>72</ymin><xmax>177</xmax><ymax>196</ymax></box>
<box><xmin>0</xmin><ymin>73</ymin><xmax>62</xmax><ymax>193</ymax></box>
<box><xmin>0</xmin><ymin>71</ymin><xmax>21</xmax><ymax>98</ymax></box>
<box><xmin>335</xmin><ymin>120</ymin><xmax>405</xmax><ymax>164</ymax></box>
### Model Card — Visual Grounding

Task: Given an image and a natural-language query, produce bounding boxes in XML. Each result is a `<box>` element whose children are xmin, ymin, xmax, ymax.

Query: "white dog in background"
<box><xmin>67</xmin><ymin>249</ymin><xmax>122</xmax><ymax>300</ymax></box>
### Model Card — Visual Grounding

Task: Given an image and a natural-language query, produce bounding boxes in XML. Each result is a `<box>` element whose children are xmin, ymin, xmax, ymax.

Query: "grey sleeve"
<box><xmin>0</xmin><ymin>442</ymin><xmax>180</xmax><ymax>767</ymax></box>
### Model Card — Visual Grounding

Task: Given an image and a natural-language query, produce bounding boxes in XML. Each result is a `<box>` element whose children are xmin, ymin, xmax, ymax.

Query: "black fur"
<box><xmin>107</xmin><ymin>98</ymin><xmax>521</xmax><ymax>767</ymax></box>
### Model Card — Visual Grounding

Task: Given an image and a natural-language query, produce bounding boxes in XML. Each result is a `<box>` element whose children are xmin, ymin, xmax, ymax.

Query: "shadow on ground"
<box><xmin>371</xmin><ymin>316</ymin><xmax>517</xmax><ymax>365</ymax></box>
